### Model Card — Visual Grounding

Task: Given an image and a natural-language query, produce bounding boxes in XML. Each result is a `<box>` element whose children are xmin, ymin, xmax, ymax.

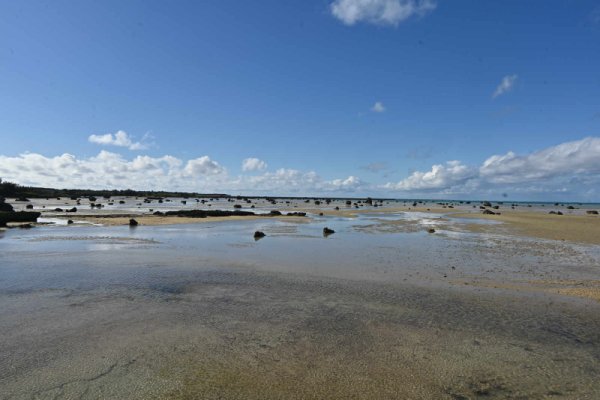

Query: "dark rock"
<box><xmin>587</xmin><ymin>210</ymin><xmax>599</xmax><ymax>215</ymax></box>
<box><xmin>25</xmin><ymin>204</ymin><xmax>34</xmax><ymax>209</ymax></box>
<box><xmin>253</xmin><ymin>231</ymin><xmax>266</xmax><ymax>239</ymax></box>
<box><xmin>323</xmin><ymin>227</ymin><xmax>335</xmax><ymax>236</ymax></box>
<box><xmin>0</xmin><ymin>211</ymin><xmax>41</xmax><ymax>227</ymax></box>
<box><xmin>153</xmin><ymin>211</ymin><xmax>164</xmax><ymax>216</ymax></box>
<box><xmin>16</xmin><ymin>223</ymin><xmax>33</xmax><ymax>229</ymax></box>
<box><xmin>129</xmin><ymin>219</ymin><xmax>138</xmax><ymax>226</ymax></box>
<box><xmin>233</xmin><ymin>204</ymin><xmax>242</xmax><ymax>209</ymax></box>
<box><xmin>286</xmin><ymin>212</ymin><xmax>306</xmax><ymax>217</ymax></box>
<box><xmin>483</xmin><ymin>201</ymin><xmax>492</xmax><ymax>207</ymax></box>
<box><xmin>335</xmin><ymin>206</ymin><xmax>340</xmax><ymax>210</ymax></box>
<box><xmin>427</xmin><ymin>228</ymin><xmax>435</xmax><ymax>233</ymax></box>
<box><xmin>0</xmin><ymin>198</ymin><xmax>14</xmax><ymax>212</ymax></box>
<box><xmin>345</xmin><ymin>200</ymin><xmax>352</xmax><ymax>206</ymax></box>
<box><xmin>119</xmin><ymin>200</ymin><xmax>126</xmax><ymax>204</ymax></box>
<box><xmin>567</xmin><ymin>205</ymin><xmax>575</xmax><ymax>210</ymax></box>
<box><xmin>482</xmin><ymin>209</ymin><xmax>496</xmax><ymax>215</ymax></box>
<box><xmin>67</xmin><ymin>207</ymin><xmax>77</xmax><ymax>212</ymax></box>
<box><xmin>164</xmin><ymin>210</ymin><xmax>255</xmax><ymax>218</ymax></box>
<box><xmin>16</xmin><ymin>197</ymin><xmax>29</xmax><ymax>202</ymax></box>
<box><xmin>54</xmin><ymin>208</ymin><xmax>64</xmax><ymax>212</ymax></box>
<box><xmin>269</xmin><ymin>210</ymin><xmax>282</xmax><ymax>216</ymax></box>
<box><xmin>67</xmin><ymin>220</ymin><xmax>74</xmax><ymax>224</ymax></box>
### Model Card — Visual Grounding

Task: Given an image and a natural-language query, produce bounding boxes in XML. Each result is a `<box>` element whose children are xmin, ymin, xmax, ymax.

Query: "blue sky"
<box><xmin>1</xmin><ymin>0</ymin><xmax>599</xmax><ymax>200</ymax></box>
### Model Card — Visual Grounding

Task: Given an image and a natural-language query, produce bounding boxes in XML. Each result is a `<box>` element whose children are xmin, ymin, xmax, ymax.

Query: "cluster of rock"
<box><xmin>0</xmin><ymin>198</ymin><xmax>41</xmax><ymax>227</ymax></box>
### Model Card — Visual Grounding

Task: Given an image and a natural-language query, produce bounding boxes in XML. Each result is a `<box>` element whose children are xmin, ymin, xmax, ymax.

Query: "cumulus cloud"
<box><xmin>371</xmin><ymin>101</ymin><xmax>386</xmax><ymax>113</ymax></box>
<box><xmin>328</xmin><ymin>176</ymin><xmax>363</xmax><ymax>190</ymax></box>
<box><xmin>88</xmin><ymin>130</ymin><xmax>149</xmax><ymax>150</ymax></box>
<box><xmin>385</xmin><ymin>161</ymin><xmax>475</xmax><ymax>191</ymax></box>
<box><xmin>0</xmin><ymin>151</ymin><xmax>365</xmax><ymax>195</ymax></box>
<box><xmin>3</xmin><ymin>137</ymin><xmax>598</xmax><ymax>198</ymax></box>
<box><xmin>492</xmin><ymin>75</ymin><xmax>518</xmax><ymax>98</ymax></box>
<box><xmin>0</xmin><ymin>151</ymin><xmax>226</xmax><ymax>192</ymax></box>
<box><xmin>479</xmin><ymin>137</ymin><xmax>600</xmax><ymax>183</ymax></box>
<box><xmin>330</xmin><ymin>0</ymin><xmax>436</xmax><ymax>26</ymax></box>
<box><xmin>242</xmin><ymin>157</ymin><xmax>268</xmax><ymax>172</ymax></box>
<box><xmin>384</xmin><ymin>137</ymin><xmax>600</xmax><ymax>196</ymax></box>
<box><xmin>184</xmin><ymin>156</ymin><xmax>226</xmax><ymax>176</ymax></box>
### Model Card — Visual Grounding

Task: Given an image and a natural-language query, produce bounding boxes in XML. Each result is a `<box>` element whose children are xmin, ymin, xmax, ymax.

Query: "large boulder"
<box><xmin>0</xmin><ymin>211</ymin><xmax>41</xmax><ymax>227</ymax></box>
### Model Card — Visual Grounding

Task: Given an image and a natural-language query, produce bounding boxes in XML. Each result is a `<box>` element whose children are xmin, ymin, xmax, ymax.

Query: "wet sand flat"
<box><xmin>2</xmin><ymin>270</ymin><xmax>599</xmax><ymax>399</ymax></box>
<box><xmin>1</xmin><ymin>203</ymin><xmax>600</xmax><ymax>399</ymax></box>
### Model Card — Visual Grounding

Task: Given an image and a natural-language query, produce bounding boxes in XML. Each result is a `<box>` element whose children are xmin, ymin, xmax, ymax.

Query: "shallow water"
<box><xmin>1</xmin><ymin>213</ymin><xmax>600</xmax><ymax>399</ymax></box>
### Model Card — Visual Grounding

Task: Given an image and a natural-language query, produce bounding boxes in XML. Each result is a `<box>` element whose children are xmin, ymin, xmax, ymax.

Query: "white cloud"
<box><xmin>384</xmin><ymin>137</ymin><xmax>600</xmax><ymax>197</ymax></box>
<box><xmin>479</xmin><ymin>137</ymin><xmax>600</xmax><ymax>183</ymax></box>
<box><xmin>0</xmin><ymin>152</ymin><xmax>365</xmax><ymax>195</ymax></box>
<box><xmin>492</xmin><ymin>75</ymin><xmax>518</xmax><ymax>99</ymax></box>
<box><xmin>3</xmin><ymin>137</ymin><xmax>599</xmax><ymax>198</ymax></box>
<box><xmin>0</xmin><ymin>151</ymin><xmax>226</xmax><ymax>192</ymax></box>
<box><xmin>88</xmin><ymin>130</ymin><xmax>149</xmax><ymax>150</ymax></box>
<box><xmin>329</xmin><ymin>176</ymin><xmax>363</xmax><ymax>190</ymax></box>
<box><xmin>371</xmin><ymin>101</ymin><xmax>386</xmax><ymax>113</ymax></box>
<box><xmin>184</xmin><ymin>156</ymin><xmax>226</xmax><ymax>176</ymax></box>
<box><xmin>385</xmin><ymin>161</ymin><xmax>475</xmax><ymax>191</ymax></box>
<box><xmin>330</xmin><ymin>0</ymin><xmax>436</xmax><ymax>26</ymax></box>
<box><xmin>242</xmin><ymin>157</ymin><xmax>268</xmax><ymax>172</ymax></box>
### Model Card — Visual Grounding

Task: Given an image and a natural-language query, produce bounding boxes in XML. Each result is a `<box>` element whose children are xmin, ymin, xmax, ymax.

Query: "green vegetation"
<box><xmin>0</xmin><ymin>178</ymin><xmax>228</xmax><ymax>199</ymax></box>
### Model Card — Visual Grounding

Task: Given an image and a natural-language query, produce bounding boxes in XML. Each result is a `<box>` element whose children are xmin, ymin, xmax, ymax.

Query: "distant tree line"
<box><xmin>0</xmin><ymin>178</ymin><xmax>228</xmax><ymax>199</ymax></box>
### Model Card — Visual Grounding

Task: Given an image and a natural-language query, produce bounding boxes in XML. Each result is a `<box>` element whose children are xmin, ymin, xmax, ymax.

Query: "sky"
<box><xmin>1</xmin><ymin>0</ymin><xmax>599</xmax><ymax>201</ymax></box>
